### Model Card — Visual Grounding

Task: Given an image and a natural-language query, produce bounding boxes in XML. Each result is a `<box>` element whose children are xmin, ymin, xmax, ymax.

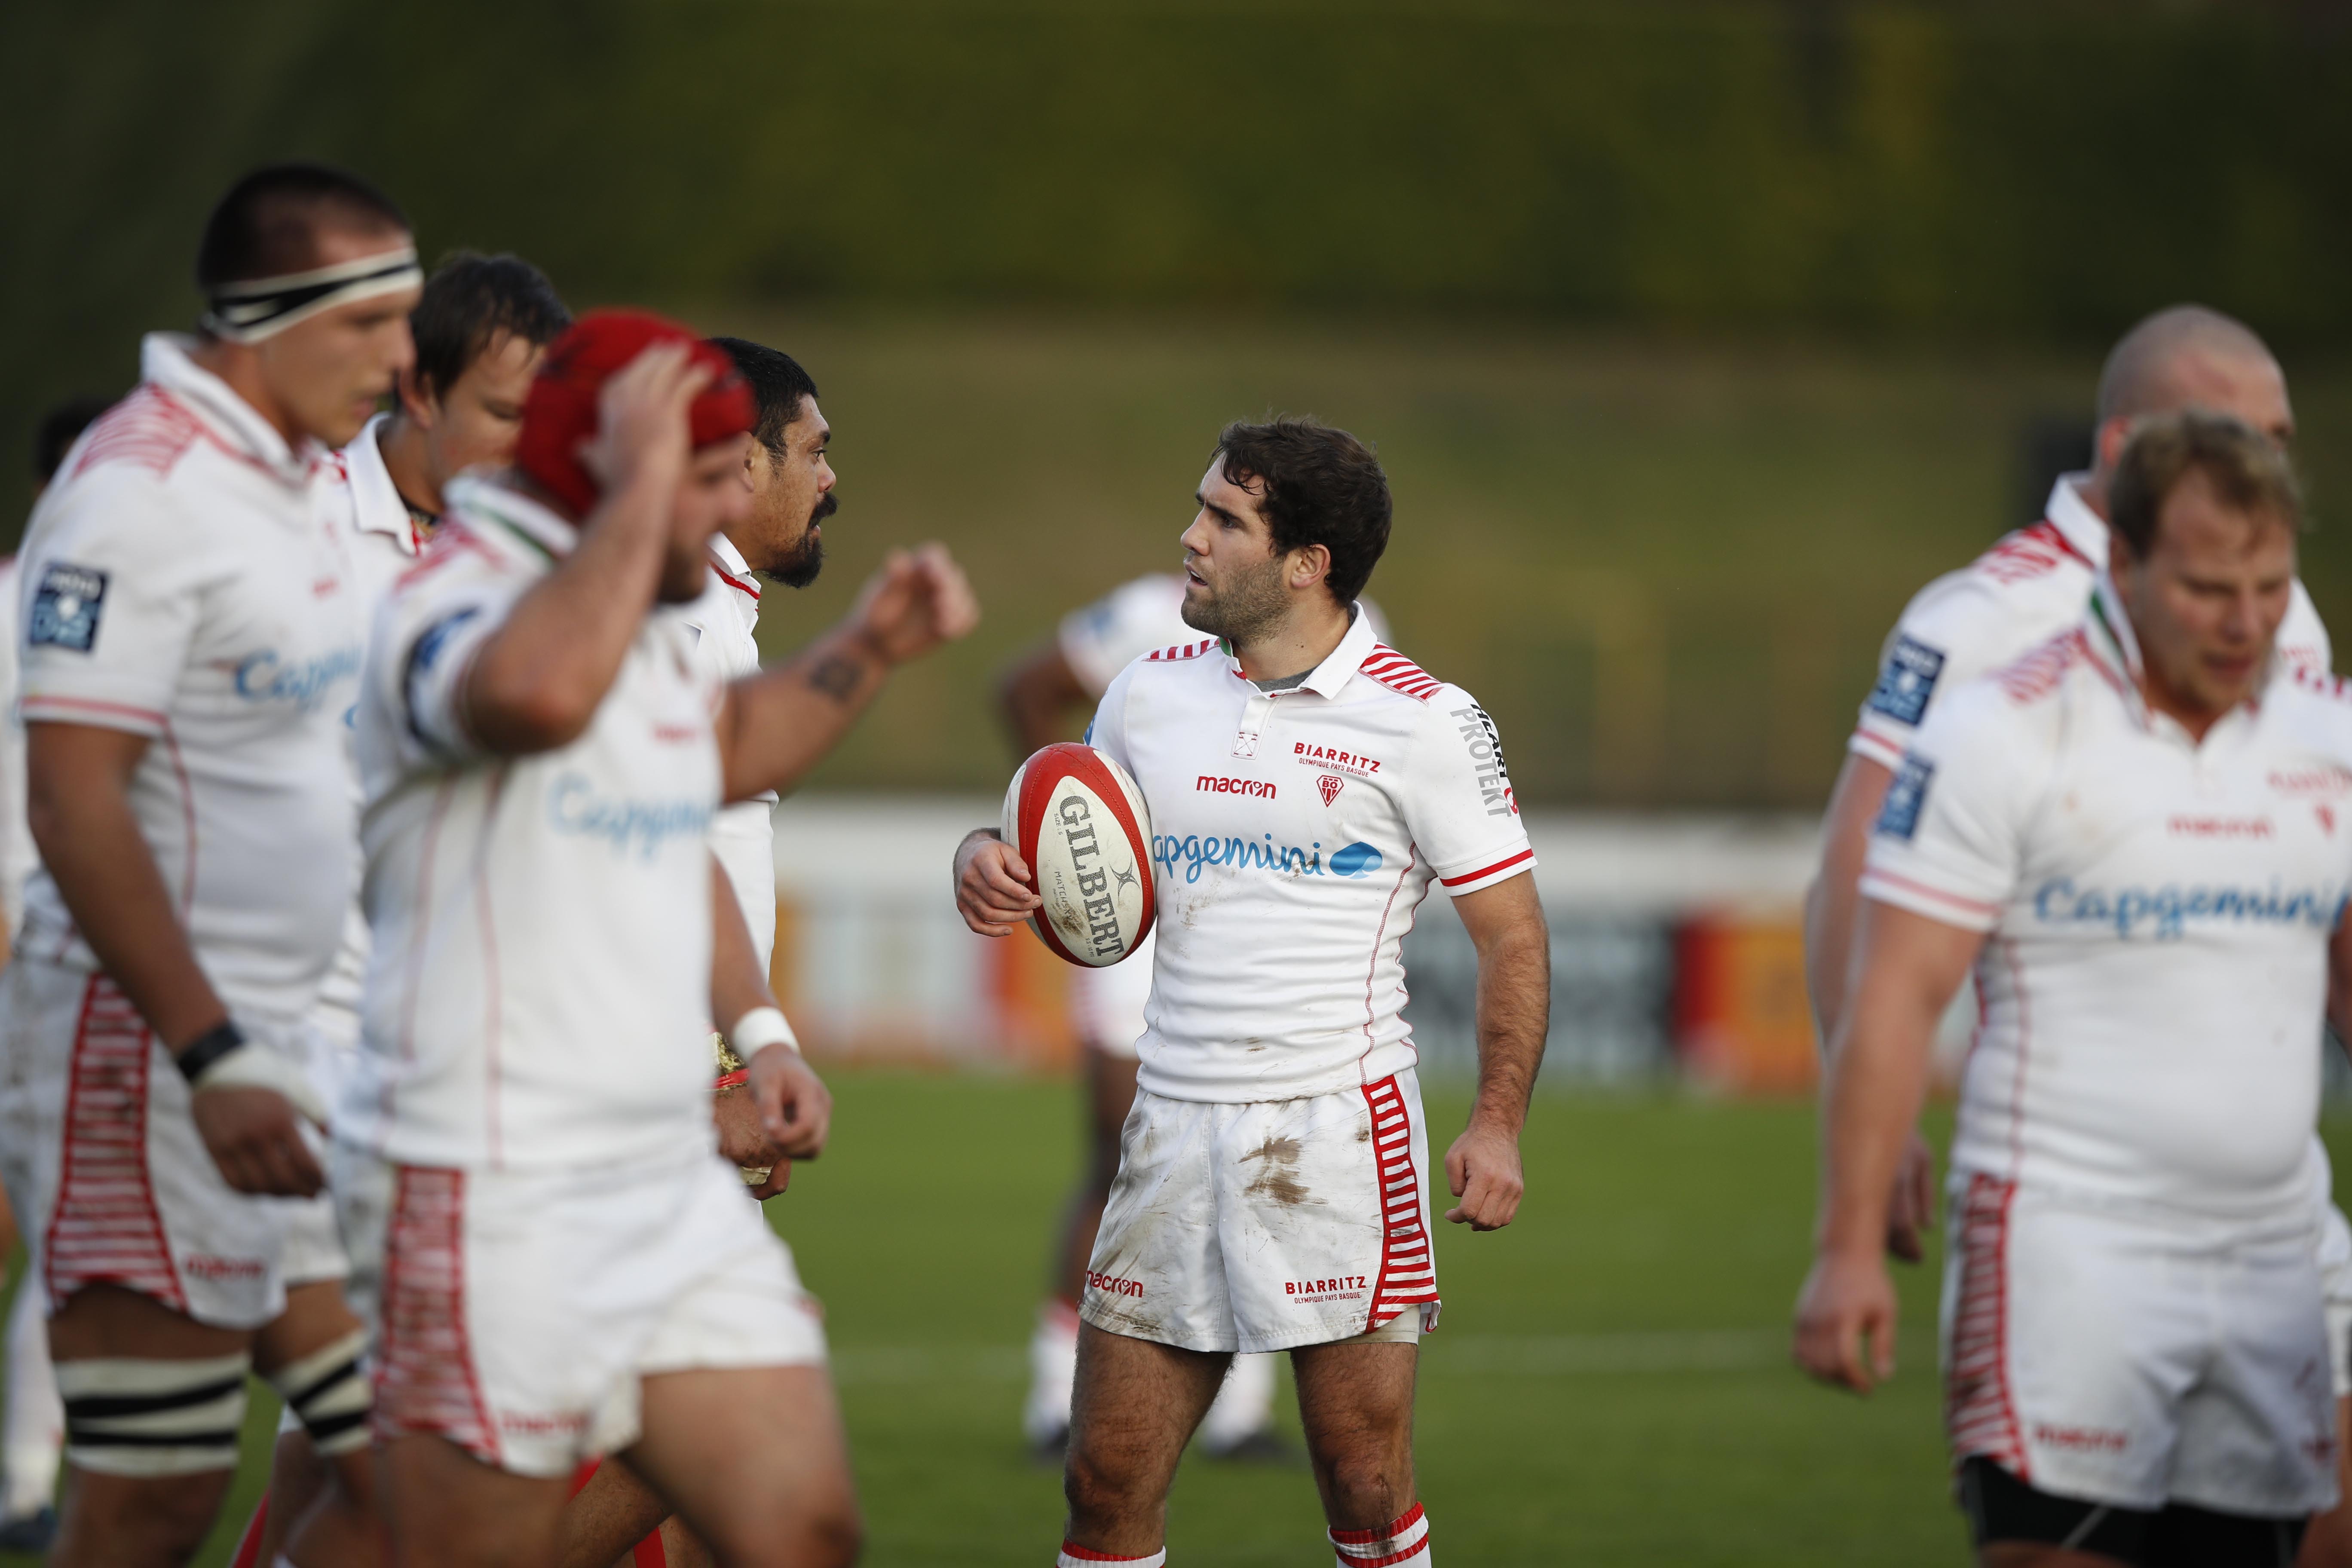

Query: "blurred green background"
<box><xmin>9</xmin><ymin>0</ymin><xmax>2352</xmax><ymax>811</ymax></box>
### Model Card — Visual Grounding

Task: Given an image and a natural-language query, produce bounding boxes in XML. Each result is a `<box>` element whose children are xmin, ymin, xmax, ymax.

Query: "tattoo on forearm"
<box><xmin>805</xmin><ymin>652</ymin><xmax>865</xmax><ymax>701</ymax></box>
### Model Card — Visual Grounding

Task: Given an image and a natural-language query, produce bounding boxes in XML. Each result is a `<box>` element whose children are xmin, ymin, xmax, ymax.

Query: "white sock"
<box><xmin>1057</xmin><ymin>1544</ymin><xmax>1164</xmax><ymax>1567</ymax></box>
<box><xmin>1331</xmin><ymin>1503</ymin><xmax>1429</xmax><ymax>1566</ymax></box>
<box><xmin>2</xmin><ymin>1276</ymin><xmax>61</xmax><ymax>1520</ymax></box>
<box><xmin>1023</xmin><ymin>1299</ymin><xmax>1081</xmax><ymax>1446</ymax></box>
<box><xmin>1195</xmin><ymin>1352</ymin><xmax>1277</xmax><ymax>1453</ymax></box>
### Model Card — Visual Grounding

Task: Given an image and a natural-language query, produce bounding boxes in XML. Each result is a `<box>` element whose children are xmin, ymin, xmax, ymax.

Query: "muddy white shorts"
<box><xmin>1082</xmin><ymin>1069</ymin><xmax>1439</xmax><ymax>1355</ymax></box>
<box><xmin>1942</xmin><ymin>1174</ymin><xmax>2337</xmax><ymax>1517</ymax></box>
<box><xmin>1069</xmin><ymin>931</ymin><xmax>1154</xmax><ymax>1060</ymax></box>
<box><xmin>335</xmin><ymin>1143</ymin><xmax>827</xmax><ymax>1479</ymax></box>
<box><xmin>0</xmin><ymin>957</ymin><xmax>317</xmax><ymax>1330</ymax></box>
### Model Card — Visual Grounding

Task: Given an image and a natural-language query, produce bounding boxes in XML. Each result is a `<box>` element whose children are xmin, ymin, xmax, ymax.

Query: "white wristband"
<box><xmin>729</xmin><ymin>1005</ymin><xmax>799</xmax><ymax>1059</ymax></box>
<box><xmin>192</xmin><ymin>1042</ymin><xmax>331</xmax><ymax>1128</ymax></box>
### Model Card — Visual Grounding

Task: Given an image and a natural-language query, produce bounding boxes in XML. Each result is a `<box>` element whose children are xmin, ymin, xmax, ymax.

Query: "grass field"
<box><xmin>13</xmin><ymin>1072</ymin><xmax>2352</xmax><ymax>1566</ymax></box>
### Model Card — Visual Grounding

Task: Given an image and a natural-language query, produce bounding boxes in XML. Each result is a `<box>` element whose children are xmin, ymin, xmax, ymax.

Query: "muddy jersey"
<box><xmin>342</xmin><ymin>475</ymin><xmax>723</xmax><ymax>1170</ymax></box>
<box><xmin>13</xmin><ymin>334</ymin><xmax>362</xmax><ymax>1023</ymax></box>
<box><xmin>1862</xmin><ymin>582</ymin><xmax>2352</xmax><ymax>1231</ymax></box>
<box><xmin>1851</xmin><ymin>474</ymin><xmax>2331</xmax><ymax>772</ymax></box>
<box><xmin>1087</xmin><ymin>607</ymin><xmax>1534</xmax><ymax>1102</ymax></box>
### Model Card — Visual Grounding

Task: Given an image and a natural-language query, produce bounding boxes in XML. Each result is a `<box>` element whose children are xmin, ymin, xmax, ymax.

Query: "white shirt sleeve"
<box><xmin>17</xmin><ymin>471</ymin><xmax>205</xmax><ymax>737</ymax></box>
<box><xmin>374</xmin><ymin>566</ymin><xmax>522</xmax><ymax>770</ymax></box>
<box><xmin>1857</xmin><ymin>683</ymin><xmax>2037</xmax><ymax>933</ymax></box>
<box><xmin>1059</xmin><ymin>576</ymin><xmax>1190</xmax><ymax>698</ymax></box>
<box><xmin>1850</xmin><ymin>574</ymin><xmax>2013</xmax><ymax>772</ymax></box>
<box><xmin>1408</xmin><ymin>686</ymin><xmax>1535</xmax><ymax>896</ymax></box>
<box><xmin>1083</xmin><ymin>659</ymin><xmax>1140</xmax><ymax>775</ymax></box>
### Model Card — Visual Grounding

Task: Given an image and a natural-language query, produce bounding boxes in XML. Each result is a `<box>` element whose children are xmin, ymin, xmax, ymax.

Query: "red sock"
<box><xmin>1330</xmin><ymin>1503</ymin><xmax>1430</xmax><ymax>1566</ymax></box>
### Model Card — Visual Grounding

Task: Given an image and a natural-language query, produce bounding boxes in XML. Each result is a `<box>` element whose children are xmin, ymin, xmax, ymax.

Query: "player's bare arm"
<box><xmin>1803</xmin><ymin>751</ymin><xmax>1939</xmax><ymax>1262</ymax></box>
<box><xmin>706</xmin><ymin>853</ymin><xmax>828</xmax><ymax>1179</ymax></box>
<box><xmin>1793</xmin><ymin>899</ymin><xmax>1981</xmax><ymax>1395</ymax></box>
<box><xmin>711</xmin><ymin>543</ymin><xmax>979</xmax><ymax>802</ymax></box>
<box><xmin>1443</xmin><ymin>872</ymin><xmax>1549</xmax><ymax>1231</ymax></box>
<box><xmin>25</xmin><ymin>721</ymin><xmax>322</xmax><ymax>1197</ymax></box>
<box><xmin>458</xmin><ymin>342</ymin><xmax>712</xmax><ymax>754</ymax></box>
<box><xmin>952</xmin><ymin>827</ymin><xmax>1041</xmax><ymax>937</ymax></box>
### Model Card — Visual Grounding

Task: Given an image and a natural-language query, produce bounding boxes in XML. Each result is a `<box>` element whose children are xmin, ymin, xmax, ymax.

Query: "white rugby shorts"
<box><xmin>1082</xmin><ymin>1069</ymin><xmax>1439</xmax><ymax>1355</ymax></box>
<box><xmin>1069</xmin><ymin>933</ymin><xmax>1153</xmax><ymax>1061</ymax></box>
<box><xmin>0</xmin><ymin>956</ymin><xmax>316</xmax><ymax>1329</ymax></box>
<box><xmin>1943</xmin><ymin>1174</ymin><xmax>2337</xmax><ymax>1517</ymax></box>
<box><xmin>2319</xmin><ymin>1203</ymin><xmax>2352</xmax><ymax>1402</ymax></box>
<box><xmin>335</xmin><ymin>1144</ymin><xmax>827</xmax><ymax>1479</ymax></box>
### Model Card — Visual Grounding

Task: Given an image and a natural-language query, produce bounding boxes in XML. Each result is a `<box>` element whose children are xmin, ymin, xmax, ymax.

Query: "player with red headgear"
<box><xmin>333</xmin><ymin>309</ymin><xmax>971</xmax><ymax>1567</ymax></box>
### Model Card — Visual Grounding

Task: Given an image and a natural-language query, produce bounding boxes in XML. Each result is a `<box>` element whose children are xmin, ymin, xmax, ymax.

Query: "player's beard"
<box><xmin>769</xmin><ymin>492</ymin><xmax>836</xmax><ymax>589</ymax></box>
<box><xmin>1181</xmin><ymin>552</ymin><xmax>1289</xmax><ymax>646</ymax></box>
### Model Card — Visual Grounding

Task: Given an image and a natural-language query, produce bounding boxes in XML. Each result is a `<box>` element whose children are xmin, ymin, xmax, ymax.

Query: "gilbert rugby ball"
<box><xmin>1001</xmin><ymin>743</ymin><xmax>1155</xmax><ymax>968</ymax></box>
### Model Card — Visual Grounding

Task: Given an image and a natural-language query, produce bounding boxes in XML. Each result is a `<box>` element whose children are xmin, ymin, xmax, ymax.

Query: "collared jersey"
<box><xmin>679</xmin><ymin>534</ymin><xmax>776</xmax><ymax>968</ymax></box>
<box><xmin>1862</xmin><ymin>583</ymin><xmax>2352</xmax><ymax>1231</ymax></box>
<box><xmin>315</xmin><ymin>414</ymin><xmax>424</xmax><ymax>1026</ymax></box>
<box><xmin>1087</xmin><ymin>607</ymin><xmax>1534</xmax><ymax>1102</ymax></box>
<box><xmin>1851</xmin><ymin>474</ymin><xmax>2333</xmax><ymax>772</ymax></box>
<box><xmin>343</xmin><ymin>475</ymin><xmax>722</xmax><ymax>1170</ymax></box>
<box><xmin>13</xmin><ymin>335</ymin><xmax>362</xmax><ymax>1022</ymax></box>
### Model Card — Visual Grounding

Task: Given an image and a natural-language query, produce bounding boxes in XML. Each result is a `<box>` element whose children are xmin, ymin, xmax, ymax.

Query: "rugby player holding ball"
<box><xmin>956</xmin><ymin>417</ymin><xmax>1551</xmax><ymax>1568</ymax></box>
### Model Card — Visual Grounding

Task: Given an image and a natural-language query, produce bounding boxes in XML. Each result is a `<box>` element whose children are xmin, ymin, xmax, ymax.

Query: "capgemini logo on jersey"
<box><xmin>1330</xmin><ymin>842</ymin><xmax>1384</xmax><ymax>878</ymax></box>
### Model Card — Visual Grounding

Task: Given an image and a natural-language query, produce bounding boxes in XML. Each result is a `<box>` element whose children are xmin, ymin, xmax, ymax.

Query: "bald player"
<box><xmin>1801</xmin><ymin>305</ymin><xmax>2352</xmax><ymax>1560</ymax></box>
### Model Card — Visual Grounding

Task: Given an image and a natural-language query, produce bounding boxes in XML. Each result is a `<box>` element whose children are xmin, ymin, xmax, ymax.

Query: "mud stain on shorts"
<box><xmin>1241</xmin><ymin>1135</ymin><xmax>1311</xmax><ymax>1207</ymax></box>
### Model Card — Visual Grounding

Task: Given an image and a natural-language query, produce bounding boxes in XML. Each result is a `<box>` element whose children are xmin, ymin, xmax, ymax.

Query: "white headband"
<box><xmin>202</xmin><ymin>245</ymin><xmax>423</xmax><ymax>344</ymax></box>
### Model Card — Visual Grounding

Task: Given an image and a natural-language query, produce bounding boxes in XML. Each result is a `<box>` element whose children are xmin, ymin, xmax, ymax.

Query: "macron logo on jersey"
<box><xmin>1867</xmin><ymin>634</ymin><xmax>1945</xmax><ymax>727</ymax></box>
<box><xmin>2031</xmin><ymin>878</ymin><xmax>2345</xmax><ymax>940</ymax></box>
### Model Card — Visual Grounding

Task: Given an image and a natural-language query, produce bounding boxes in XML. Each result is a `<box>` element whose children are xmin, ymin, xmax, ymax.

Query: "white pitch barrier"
<box><xmin>764</xmin><ymin>795</ymin><xmax>1911</xmax><ymax>1088</ymax></box>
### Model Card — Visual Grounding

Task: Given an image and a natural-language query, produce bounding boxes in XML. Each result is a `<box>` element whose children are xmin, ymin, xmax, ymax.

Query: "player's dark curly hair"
<box><xmin>1213</xmin><ymin>416</ymin><xmax>1392</xmax><ymax>604</ymax></box>
<box><xmin>2109</xmin><ymin>410</ymin><xmax>2302</xmax><ymax>560</ymax></box>
<box><xmin>410</xmin><ymin>253</ymin><xmax>571</xmax><ymax>400</ymax></box>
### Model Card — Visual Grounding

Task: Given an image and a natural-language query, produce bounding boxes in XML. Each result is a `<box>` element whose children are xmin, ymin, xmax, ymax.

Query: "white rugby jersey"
<box><xmin>1851</xmin><ymin>474</ymin><xmax>2332</xmax><ymax>772</ymax></box>
<box><xmin>13</xmin><ymin>335</ymin><xmax>362</xmax><ymax>1023</ymax></box>
<box><xmin>314</xmin><ymin>414</ymin><xmax>424</xmax><ymax>1030</ymax></box>
<box><xmin>342</xmin><ymin>475</ymin><xmax>722</xmax><ymax>1171</ymax></box>
<box><xmin>1087</xmin><ymin>607</ymin><xmax>1534</xmax><ymax>1102</ymax></box>
<box><xmin>680</xmin><ymin>535</ymin><xmax>777</xmax><ymax>968</ymax></box>
<box><xmin>1862</xmin><ymin>582</ymin><xmax>2352</xmax><ymax>1230</ymax></box>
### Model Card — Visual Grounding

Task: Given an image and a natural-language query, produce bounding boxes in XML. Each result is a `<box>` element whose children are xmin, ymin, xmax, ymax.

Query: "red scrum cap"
<box><xmin>514</xmin><ymin>308</ymin><xmax>755</xmax><ymax>520</ymax></box>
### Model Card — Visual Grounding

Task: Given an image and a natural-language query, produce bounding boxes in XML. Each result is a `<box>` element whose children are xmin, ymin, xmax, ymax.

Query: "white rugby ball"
<box><xmin>1001</xmin><ymin>743</ymin><xmax>1155</xmax><ymax>968</ymax></box>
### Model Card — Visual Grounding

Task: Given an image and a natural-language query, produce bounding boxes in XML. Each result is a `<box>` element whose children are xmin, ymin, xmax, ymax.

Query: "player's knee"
<box><xmin>711</xmin><ymin>1494</ymin><xmax>861</xmax><ymax>1568</ymax></box>
<box><xmin>69</xmin><ymin>1470</ymin><xmax>228</xmax><ymax>1562</ymax></box>
<box><xmin>1064</xmin><ymin>1445</ymin><xmax>1152</xmax><ymax>1523</ymax></box>
<box><xmin>1312</xmin><ymin>1446</ymin><xmax>1410</xmax><ymax>1520</ymax></box>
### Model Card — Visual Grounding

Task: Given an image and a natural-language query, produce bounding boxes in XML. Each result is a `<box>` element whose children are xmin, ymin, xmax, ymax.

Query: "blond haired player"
<box><xmin>1798</xmin><ymin>413</ymin><xmax>2352</xmax><ymax>1563</ymax></box>
<box><xmin>999</xmin><ymin>577</ymin><xmax>1386</xmax><ymax>1460</ymax></box>
<box><xmin>0</xmin><ymin>164</ymin><xmax>418</xmax><ymax>1568</ymax></box>
<box><xmin>1800</xmin><ymin>305</ymin><xmax>2352</xmax><ymax>1563</ymax></box>
<box><xmin>958</xmin><ymin>418</ymin><xmax>1549</xmax><ymax>1568</ymax></box>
